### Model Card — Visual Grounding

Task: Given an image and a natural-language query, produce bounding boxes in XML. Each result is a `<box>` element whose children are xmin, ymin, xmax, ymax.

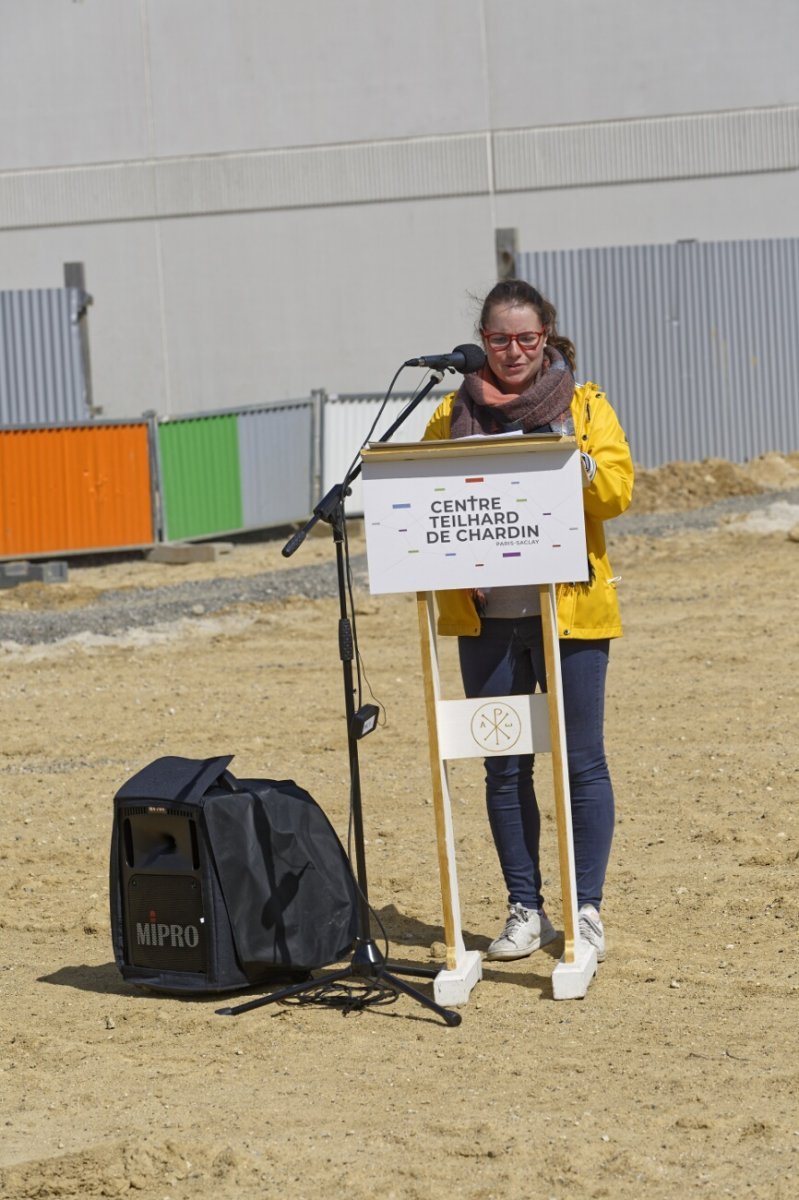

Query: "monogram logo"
<box><xmin>470</xmin><ymin>702</ymin><xmax>522</xmax><ymax>752</ymax></box>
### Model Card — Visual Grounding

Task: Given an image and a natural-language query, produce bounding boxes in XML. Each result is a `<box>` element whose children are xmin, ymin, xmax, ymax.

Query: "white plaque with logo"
<box><xmin>436</xmin><ymin>694</ymin><xmax>552</xmax><ymax>759</ymax></box>
<box><xmin>360</xmin><ymin>435</ymin><xmax>586</xmax><ymax>594</ymax></box>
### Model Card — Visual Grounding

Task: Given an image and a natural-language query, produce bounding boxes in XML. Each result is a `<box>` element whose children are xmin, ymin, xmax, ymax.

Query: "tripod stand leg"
<box><xmin>217</xmin><ymin>964</ymin><xmax>461</xmax><ymax>1025</ymax></box>
<box><xmin>217</xmin><ymin>968</ymin><xmax>353</xmax><ymax>1016</ymax></box>
<box><xmin>381</xmin><ymin>971</ymin><xmax>462</xmax><ymax>1026</ymax></box>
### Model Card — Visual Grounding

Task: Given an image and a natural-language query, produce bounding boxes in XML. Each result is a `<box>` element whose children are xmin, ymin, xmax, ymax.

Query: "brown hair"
<box><xmin>478</xmin><ymin>279</ymin><xmax>576</xmax><ymax>371</ymax></box>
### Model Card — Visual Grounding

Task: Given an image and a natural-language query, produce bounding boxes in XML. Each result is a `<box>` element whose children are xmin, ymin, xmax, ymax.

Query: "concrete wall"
<box><xmin>1</xmin><ymin>1</ymin><xmax>797</xmax><ymax>421</ymax></box>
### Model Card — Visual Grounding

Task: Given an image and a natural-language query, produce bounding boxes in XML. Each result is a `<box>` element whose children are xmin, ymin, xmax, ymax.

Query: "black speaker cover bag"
<box><xmin>110</xmin><ymin>755</ymin><xmax>359</xmax><ymax>994</ymax></box>
<box><xmin>203</xmin><ymin>777</ymin><xmax>358</xmax><ymax>976</ymax></box>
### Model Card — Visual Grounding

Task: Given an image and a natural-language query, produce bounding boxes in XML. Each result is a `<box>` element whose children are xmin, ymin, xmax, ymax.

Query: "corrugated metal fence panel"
<box><xmin>517</xmin><ymin>238</ymin><xmax>799</xmax><ymax>468</ymax></box>
<box><xmin>0</xmin><ymin>423</ymin><xmax>153</xmax><ymax>557</ymax></box>
<box><xmin>238</xmin><ymin>401</ymin><xmax>316</xmax><ymax>528</ymax></box>
<box><xmin>321</xmin><ymin>392</ymin><xmax>448</xmax><ymax>516</ymax></box>
<box><xmin>0</xmin><ymin>288</ymin><xmax>89</xmax><ymax>425</ymax></box>
<box><xmin>157</xmin><ymin>415</ymin><xmax>243</xmax><ymax>541</ymax></box>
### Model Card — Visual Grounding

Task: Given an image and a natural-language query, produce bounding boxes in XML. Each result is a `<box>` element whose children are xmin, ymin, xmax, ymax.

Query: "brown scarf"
<box><xmin>449</xmin><ymin>344</ymin><xmax>575</xmax><ymax>439</ymax></box>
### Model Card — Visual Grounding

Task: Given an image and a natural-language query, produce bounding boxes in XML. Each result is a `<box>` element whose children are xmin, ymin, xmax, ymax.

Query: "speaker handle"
<box><xmin>115</xmin><ymin>755</ymin><xmax>237</xmax><ymax>806</ymax></box>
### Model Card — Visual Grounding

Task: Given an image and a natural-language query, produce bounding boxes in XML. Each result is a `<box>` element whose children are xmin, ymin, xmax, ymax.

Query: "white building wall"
<box><xmin>0</xmin><ymin>0</ymin><xmax>797</xmax><ymax>420</ymax></box>
<box><xmin>484</xmin><ymin>0</ymin><xmax>797</xmax><ymax>125</ymax></box>
<box><xmin>157</xmin><ymin>198</ymin><xmax>498</xmax><ymax>415</ymax></box>
<box><xmin>0</xmin><ymin>1</ymin><xmax>150</xmax><ymax>167</ymax></box>
<box><xmin>495</xmin><ymin>172</ymin><xmax>799</xmax><ymax>255</ymax></box>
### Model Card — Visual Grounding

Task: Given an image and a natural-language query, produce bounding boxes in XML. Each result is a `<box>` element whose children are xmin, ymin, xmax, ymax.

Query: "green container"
<box><xmin>157</xmin><ymin>415</ymin><xmax>243</xmax><ymax>541</ymax></box>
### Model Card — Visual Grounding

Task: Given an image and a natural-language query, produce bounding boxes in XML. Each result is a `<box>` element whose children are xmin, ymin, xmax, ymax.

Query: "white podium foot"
<box><xmin>552</xmin><ymin>941</ymin><xmax>598</xmax><ymax>1000</ymax></box>
<box><xmin>433</xmin><ymin>950</ymin><xmax>482</xmax><ymax>1007</ymax></box>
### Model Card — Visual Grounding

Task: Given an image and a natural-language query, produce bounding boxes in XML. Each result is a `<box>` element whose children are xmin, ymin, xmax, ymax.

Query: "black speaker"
<box><xmin>119</xmin><ymin>806</ymin><xmax>207</xmax><ymax>974</ymax></box>
<box><xmin>110</xmin><ymin>755</ymin><xmax>359</xmax><ymax>995</ymax></box>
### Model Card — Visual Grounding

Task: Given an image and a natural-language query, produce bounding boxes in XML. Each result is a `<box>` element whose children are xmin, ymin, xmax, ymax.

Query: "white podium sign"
<box><xmin>360</xmin><ymin>436</ymin><xmax>587</xmax><ymax>595</ymax></box>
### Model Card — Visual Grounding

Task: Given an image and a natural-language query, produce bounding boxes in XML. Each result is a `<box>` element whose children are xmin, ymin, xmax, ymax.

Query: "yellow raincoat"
<box><xmin>423</xmin><ymin>382</ymin><xmax>634</xmax><ymax>639</ymax></box>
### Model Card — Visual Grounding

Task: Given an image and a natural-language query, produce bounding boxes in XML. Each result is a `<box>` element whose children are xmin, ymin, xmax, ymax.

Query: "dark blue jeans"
<box><xmin>458</xmin><ymin>618</ymin><xmax>614</xmax><ymax>913</ymax></box>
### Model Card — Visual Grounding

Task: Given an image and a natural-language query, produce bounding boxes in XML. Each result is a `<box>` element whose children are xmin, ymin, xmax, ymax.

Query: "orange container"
<box><xmin>0</xmin><ymin>423</ymin><xmax>154</xmax><ymax>557</ymax></box>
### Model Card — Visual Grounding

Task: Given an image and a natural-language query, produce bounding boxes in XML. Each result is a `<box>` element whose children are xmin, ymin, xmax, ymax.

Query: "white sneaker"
<box><xmin>485</xmin><ymin>903</ymin><xmax>557</xmax><ymax>961</ymax></box>
<box><xmin>578</xmin><ymin>904</ymin><xmax>606</xmax><ymax>962</ymax></box>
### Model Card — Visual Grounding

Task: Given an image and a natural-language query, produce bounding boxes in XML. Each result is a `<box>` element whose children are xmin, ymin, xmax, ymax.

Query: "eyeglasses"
<box><xmin>482</xmin><ymin>328</ymin><xmax>546</xmax><ymax>352</ymax></box>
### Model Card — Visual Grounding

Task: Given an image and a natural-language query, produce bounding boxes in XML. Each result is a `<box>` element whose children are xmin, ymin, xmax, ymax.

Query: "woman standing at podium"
<box><xmin>424</xmin><ymin>279</ymin><xmax>634</xmax><ymax>964</ymax></box>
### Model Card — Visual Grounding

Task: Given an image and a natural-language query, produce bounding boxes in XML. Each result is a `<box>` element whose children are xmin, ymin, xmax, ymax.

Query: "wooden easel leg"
<box><xmin>538</xmin><ymin>584</ymin><xmax>598</xmax><ymax>999</ymax></box>
<box><xmin>416</xmin><ymin>592</ymin><xmax>482</xmax><ymax>1006</ymax></box>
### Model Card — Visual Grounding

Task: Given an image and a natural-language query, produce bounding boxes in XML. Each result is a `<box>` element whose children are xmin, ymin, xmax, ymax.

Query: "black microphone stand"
<box><xmin>219</xmin><ymin>370</ymin><xmax>462</xmax><ymax>1026</ymax></box>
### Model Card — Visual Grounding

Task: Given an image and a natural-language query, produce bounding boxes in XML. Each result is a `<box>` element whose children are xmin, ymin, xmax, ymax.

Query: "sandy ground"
<box><xmin>1</xmin><ymin>455</ymin><xmax>799</xmax><ymax>1200</ymax></box>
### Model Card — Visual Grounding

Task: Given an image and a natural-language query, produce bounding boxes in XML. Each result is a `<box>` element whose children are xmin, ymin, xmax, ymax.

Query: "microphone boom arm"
<box><xmin>282</xmin><ymin>368</ymin><xmax>443</xmax><ymax>557</ymax></box>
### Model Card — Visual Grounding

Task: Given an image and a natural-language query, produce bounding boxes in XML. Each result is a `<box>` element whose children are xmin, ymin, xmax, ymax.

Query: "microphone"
<box><xmin>404</xmin><ymin>343</ymin><xmax>486</xmax><ymax>373</ymax></box>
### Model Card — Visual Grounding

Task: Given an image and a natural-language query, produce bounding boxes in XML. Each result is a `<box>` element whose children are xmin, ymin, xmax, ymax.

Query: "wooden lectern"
<box><xmin>360</xmin><ymin>434</ymin><xmax>598</xmax><ymax>1004</ymax></box>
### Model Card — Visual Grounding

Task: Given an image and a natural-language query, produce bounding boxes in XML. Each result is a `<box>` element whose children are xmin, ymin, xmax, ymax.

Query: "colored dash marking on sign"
<box><xmin>445</xmin><ymin>552</ymin><xmax>456</xmax><ymax>557</ymax></box>
<box><xmin>551</xmin><ymin>543</ymin><xmax>562</xmax><ymax>548</ymax></box>
<box><xmin>434</xmin><ymin>487</ymin><xmax>446</xmax><ymax>492</ymax></box>
<box><xmin>398</xmin><ymin>528</ymin><xmax>407</xmax><ymax>532</ymax></box>
<box><xmin>543</xmin><ymin>511</ymin><xmax>552</xmax><ymax>516</ymax></box>
<box><xmin>408</xmin><ymin>549</ymin><xmax>420</xmax><ymax>555</ymax></box>
<box><xmin>502</xmin><ymin>552</ymin><xmax>521</xmax><ymax>558</ymax></box>
<box><xmin>392</xmin><ymin>502</ymin><xmax>411</xmax><ymax>509</ymax></box>
<box><xmin>464</xmin><ymin>477</ymin><xmax>484</xmax><ymax>484</ymax></box>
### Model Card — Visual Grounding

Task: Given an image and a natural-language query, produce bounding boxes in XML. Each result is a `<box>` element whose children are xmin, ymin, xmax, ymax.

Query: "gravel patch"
<box><xmin>0</xmin><ymin>558</ymin><xmax>370</xmax><ymax>646</ymax></box>
<box><xmin>609</xmin><ymin>486</ymin><xmax>799</xmax><ymax>540</ymax></box>
<box><xmin>2</xmin><ymin>487</ymin><xmax>797</xmax><ymax>647</ymax></box>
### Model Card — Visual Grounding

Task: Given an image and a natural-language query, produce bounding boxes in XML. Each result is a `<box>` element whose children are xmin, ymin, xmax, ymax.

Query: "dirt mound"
<box><xmin>0</xmin><ymin>1137</ymin><xmax>256</xmax><ymax>1198</ymax></box>
<box><xmin>630</xmin><ymin>451</ymin><xmax>799</xmax><ymax>514</ymax></box>
<box><xmin>743</xmin><ymin>449</ymin><xmax>799</xmax><ymax>490</ymax></box>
